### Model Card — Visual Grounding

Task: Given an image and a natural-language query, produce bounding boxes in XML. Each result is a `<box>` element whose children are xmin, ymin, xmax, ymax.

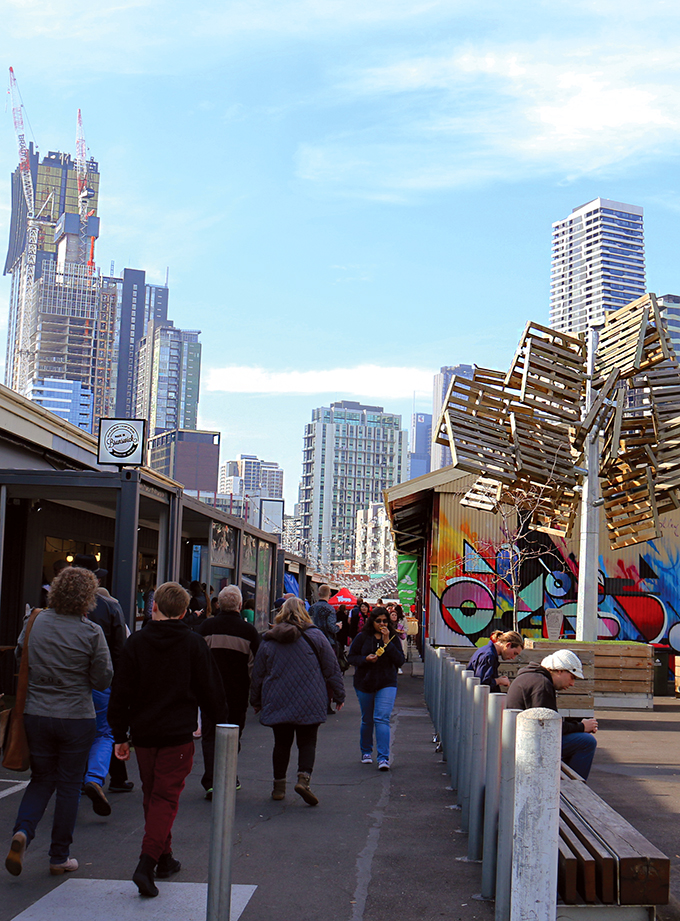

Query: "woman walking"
<box><xmin>348</xmin><ymin>606</ymin><xmax>405</xmax><ymax>770</ymax></box>
<box><xmin>5</xmin><ymin>567</ymin><xmax>113</xmax><ymax>877</ymax></box>
<box><xmin>250</xmin><ymin>598</ymin><xmax>345</xmax><ymax>806</ymax></box>
<box><xmin>467</xmin><ymin>630</ymin><xmax>524</xmax><ymax>692</ymax></box>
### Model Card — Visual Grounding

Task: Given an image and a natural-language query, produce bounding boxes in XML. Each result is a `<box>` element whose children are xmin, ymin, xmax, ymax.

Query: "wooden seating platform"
<box><xmin>558</xmin><ymin>764</ymin><xmax>669</xmax><ymax>911</ymax></box>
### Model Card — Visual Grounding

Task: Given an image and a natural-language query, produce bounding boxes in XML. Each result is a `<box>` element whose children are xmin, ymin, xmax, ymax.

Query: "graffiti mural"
<box><xmin>431</xmin><ymin>501</ymin><xmax>680</xmax><ymax>651</ymax></box>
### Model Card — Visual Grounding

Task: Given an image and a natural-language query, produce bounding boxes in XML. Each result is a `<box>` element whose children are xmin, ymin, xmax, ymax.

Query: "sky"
<box><xmin>2</xmin><ymin>0</ymin><xmax>680</xmax><ymax>507</ymax></box>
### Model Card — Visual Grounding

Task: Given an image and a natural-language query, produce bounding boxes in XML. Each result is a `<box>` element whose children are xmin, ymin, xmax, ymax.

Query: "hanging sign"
<box><xmin>98</xmin><ymin>418</ymin><xmax>146</xmax><ymax>466</ymax></box>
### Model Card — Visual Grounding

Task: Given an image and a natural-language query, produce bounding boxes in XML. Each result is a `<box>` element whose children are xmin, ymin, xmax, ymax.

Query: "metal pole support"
<box><xmin>481</xmin><ymin>693</ymin><xmax>506</xmax><ymax>899</ymax></box>
<box><xmin>494</xmin><ymin>708</ymin><xmax>520</xmax><ymax>921</ymax></box>
<box><xmin>460</xmin><ymin>674</ymin><xmax>480</xmax><ymax>832</ymax></box>
<box><xmin>510</xmin><ymin>708</ymin><xmax>562</xmax><ymax>921</ymax></box>
<box><xmin>450</xmin><ymin>663</ymin><xmax>466</xmax><ymax>788</ymax></box>
<box><xmin>467</xmin><ymin>683</ymin><xmax>490</xmax><ymax>860</ymax></box>
<box><xmin>207</xmin><ymin>723</ymin><xmax>240</xmax><ymax>921</ymax></box>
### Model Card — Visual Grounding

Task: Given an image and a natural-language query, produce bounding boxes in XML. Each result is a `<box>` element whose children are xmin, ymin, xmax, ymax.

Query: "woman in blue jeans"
<box><xmin>348</xmin><ymin>607</ymin><xmax>405</xmax><ymax>771</ymax></box>
<box><xmin>5</xmin><ymin>567</ymin><xmax>112</xmax><ymax>877</ymax></box>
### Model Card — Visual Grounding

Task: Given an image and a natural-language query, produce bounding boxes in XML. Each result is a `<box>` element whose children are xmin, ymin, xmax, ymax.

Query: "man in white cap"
<box><xmin>505</xmin><ymin>649</ymin><xmax>598</xmax><ymax>779</ymax></box>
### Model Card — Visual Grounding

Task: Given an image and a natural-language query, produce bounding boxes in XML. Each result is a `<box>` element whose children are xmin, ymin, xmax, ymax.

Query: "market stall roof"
<box><xmin>384</xmin><ymin>465</ymin><xmax>471</xmax><ymax>555</ymax></box>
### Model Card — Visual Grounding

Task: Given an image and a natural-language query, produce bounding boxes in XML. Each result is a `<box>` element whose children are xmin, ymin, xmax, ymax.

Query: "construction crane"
<box><xmin>75</xmin><ymin>109</ymin><xmax>95</xmax><ymax>266</ymax></box>
<box><xmin>7</xmin><ymin>67</ymin><xmax>39</xmax><ymax>392</ymax></box>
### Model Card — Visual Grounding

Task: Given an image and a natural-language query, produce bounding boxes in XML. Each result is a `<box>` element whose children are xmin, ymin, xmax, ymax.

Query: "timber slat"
<box><xmin>559</xmin><ymin>822</ymin><xmax>590</xmax><ymax>904</ymax></box>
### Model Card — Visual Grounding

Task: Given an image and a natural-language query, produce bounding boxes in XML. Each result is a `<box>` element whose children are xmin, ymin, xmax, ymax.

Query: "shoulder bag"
<box><xmin>1</xmin><ymin>608</ymin><xmax>41</xmax><ymax>771</ymax></box>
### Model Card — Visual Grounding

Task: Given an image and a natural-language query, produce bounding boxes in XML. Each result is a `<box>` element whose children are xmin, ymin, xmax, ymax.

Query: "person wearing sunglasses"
<box><xmin>347</xmin><ymin>606</ymin><xmax>405</xmax><ymax>770</ymax></box>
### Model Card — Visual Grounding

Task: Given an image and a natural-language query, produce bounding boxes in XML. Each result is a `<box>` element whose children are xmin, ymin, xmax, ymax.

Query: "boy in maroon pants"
<box><xmin>108</xmin><ymin>582</ymin><xmax>227</xmax><ymax>897</ymax></box>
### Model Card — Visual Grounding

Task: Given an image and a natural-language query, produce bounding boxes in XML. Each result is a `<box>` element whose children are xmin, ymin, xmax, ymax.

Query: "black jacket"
<box><xmin>348</xmin><ymin>631</ymin><xmax>405</xmax><ymax>693</ymax></box>
<box><xmin>197</xmin><ymin>611</ymin><xmax>260</xmax><ymax>715</ymax></box>
<box><xmin>505</xmin><ymin>662</ymin><xmax>585</xmax><ymax>734</ymax></box>
<box><xmin>88</xmin><ymin>593</ymin><xmax>127</xmax><ymax>670</ymax></box>
<box><xmin>108</xmin><ymin>619</ymin><xmax>227</xmax><ymax>748</ymax></box>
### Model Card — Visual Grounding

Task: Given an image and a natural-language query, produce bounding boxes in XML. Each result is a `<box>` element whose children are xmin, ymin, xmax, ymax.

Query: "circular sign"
<box><xmin>104</xmin><ymin>422</ymin><xmax>141</xmax><ymax>459</ymax></box>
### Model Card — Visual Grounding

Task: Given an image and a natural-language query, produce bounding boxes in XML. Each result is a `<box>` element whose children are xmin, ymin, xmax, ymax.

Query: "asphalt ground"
<box><xmin>0</xmin><ymin>668</ymin><xmax>678</xmax><ymax>920</ymax></box>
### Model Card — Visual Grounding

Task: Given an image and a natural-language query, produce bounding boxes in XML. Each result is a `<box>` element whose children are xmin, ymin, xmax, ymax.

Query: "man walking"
<box><xmin>197</xmin><ymin>585</ymin><xmax>260</xmax><ymax>798</ymax></box>
<box><xmin>309</xmin><ymin>584</ymin><xmax>340</xmax><ymax>714</ymax></box>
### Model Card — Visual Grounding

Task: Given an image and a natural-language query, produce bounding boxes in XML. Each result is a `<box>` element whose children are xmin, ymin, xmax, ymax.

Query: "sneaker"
<box><xmin>5</xmin><ymin>831</ymin><xmax>26</xmax><ymax>877</ymax></box>
<box><xmin>235</xmin><ymin>777</ymin><xmax>241</xmax><ymax>791</ymax></box>
<box><xmin>83</xmin><ymin>781</ymin><xmax>112</xmax><ymax>816</ymax></box>
<box><xmin>108</xmin><ymin>781</ymin><xmax>134</xmax><ymax>793</ymax></box>
<box><xmin>204</xmin><ymin>788</ymin><xmax>213</xmax><ymax>801</ymax></box>
<box><xmin>49</xmin><ymin>857</ymin><xmax>78</xmax><ymax>876</ymax></box>
<box><xmin>361</xmin><ymin>754</ymin><xmax>373</xmax><ymax>764</ymax></box>
<box><xmin>378</xmin><ymin>760</ymin><xmax>390</xmax><ymax>771</ymax></box>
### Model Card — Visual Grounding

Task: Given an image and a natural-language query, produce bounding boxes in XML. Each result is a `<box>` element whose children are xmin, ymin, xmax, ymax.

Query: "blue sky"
<box><xmin>2</xmin><ymin>0</ymin><xmax>680</xmax><ymax>507</ymax></box>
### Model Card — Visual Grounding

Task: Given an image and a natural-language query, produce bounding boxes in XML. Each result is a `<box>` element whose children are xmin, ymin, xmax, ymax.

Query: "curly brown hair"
<box><xmin>48</xmin><ymin>567</ymin><xmax>99</xmax><ymax>616</ymax></box>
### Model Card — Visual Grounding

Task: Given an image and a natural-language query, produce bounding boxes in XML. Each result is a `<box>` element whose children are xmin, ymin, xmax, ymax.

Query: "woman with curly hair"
<box><xmin>250</xmin><ymin>598</ymin><xmax>345</xmax><ymax>806</ymax></box>
<box><xmin>348</xmin><ymin>606</ymin><xmax>405</xmax><ymax>771</ymax></box>
<box><xmin>5</xmin><ymin>566</ymin><xmax>113</xmax><ymax>878</ymax></box>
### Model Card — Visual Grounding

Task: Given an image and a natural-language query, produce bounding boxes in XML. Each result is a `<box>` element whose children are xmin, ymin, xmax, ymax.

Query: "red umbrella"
<box><xmin>329</xmin><ymin>588</ymin><xmax>357</xmax><ymax>607</ymax></box>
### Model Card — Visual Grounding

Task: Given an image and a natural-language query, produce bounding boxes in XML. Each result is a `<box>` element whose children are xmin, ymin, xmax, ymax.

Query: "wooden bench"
<box><xmin>558</xmin><ymin>764</ymin><xmax>670</xmax><ymax>911</ymax></box>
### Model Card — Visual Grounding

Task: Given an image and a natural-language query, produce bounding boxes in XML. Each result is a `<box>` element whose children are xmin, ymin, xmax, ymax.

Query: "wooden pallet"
<box><xmin>602</xmin><ymin>462</ymin><xmax>660</xmax><ymax>549</ymax></box>
<box><xmin>459</xmin><ymin>475</ymin><xmax>502</xmax><ymax>512</ymax></box>
<box><xmin>594</xmin><ymin>293</ymin><xmax>672</xmax><ymax>385</ymax></box>
<box><xmin>442</xmin><ymin>409</ymin><xmax>518</xmax><ymax>484</ymax></box>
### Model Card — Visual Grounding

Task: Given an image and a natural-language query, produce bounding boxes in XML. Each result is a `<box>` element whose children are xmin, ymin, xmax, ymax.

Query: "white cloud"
<box><xmin>205</xmin><ymin>364</ymin><xmax>433</xmax><ymax>397</ymax></box>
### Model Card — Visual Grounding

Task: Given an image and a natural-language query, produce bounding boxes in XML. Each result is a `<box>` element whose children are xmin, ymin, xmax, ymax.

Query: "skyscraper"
<box><xmin>432</xmin><ymin>365</ymin><xmax>473</xmax><ymax>470</ymax></box>
<box><xmin>135</xmin><ymin>320</ymin><xmax>201</xmax><ymax>436</ymax></box>
<box><xmin>657</xmin><ymin>295</ymin><xmax>680</xmax><ymax>356</ymax></box>
<box><xmin>4</xmin><ymin>144</ymin><xmax>103</xmax><ymax>430</ymax></box>
<box><xmin>219</xmin><ymin>455</ymin><xmax>284</xmax><ymax>499</ymax></box>
<box><xmin>299</xmin><ymin>400</ymin><xmax>408</xmax><ymax>567</ymax></box>
<box><xmin>409</xmin><ymin>412</ymin><xmax>432</xmax><ymax>479</ymax></box>
<box><xmin>550</xmin><ymin>198</ymin><xmax>646</xmax><ymax>335</ymax></box>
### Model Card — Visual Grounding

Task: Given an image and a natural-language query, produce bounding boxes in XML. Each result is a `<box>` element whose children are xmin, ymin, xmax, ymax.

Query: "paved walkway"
<box><xmin>0</xmin><ymin>667</ymin><xmax>678</xmax><ymax>920</ymax></box>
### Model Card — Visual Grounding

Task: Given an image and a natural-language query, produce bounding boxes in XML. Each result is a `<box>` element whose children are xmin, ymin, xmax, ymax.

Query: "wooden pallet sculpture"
<box><xmin>459</xmin><ymin>475</ymin><xmax>503</xmax><ymax>512</ymax></box>
<box><xmin>594</xmin><ymin>293</ymin><xmax>671</xmax><ymax>386</ymax></box>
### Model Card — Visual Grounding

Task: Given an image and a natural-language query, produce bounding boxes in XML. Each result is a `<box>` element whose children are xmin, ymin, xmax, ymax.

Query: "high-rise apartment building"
<box><xmin>657</xmin><ymin>295</ymin><xmax>680</xmax><ymax>356</ymax></box>
<box><xmin>299</xmin><ymin>400</ymin><xmax>408</xmax><ymax>567</ymax></box>
<box><xmin>4</xmin><ymin>145</ymin><xmax>104</xmax><ymax>428</ymax></box>
<box><xmin>135</xmin><ymin>320</ymin><xmax>201</xmax><ymax>436</ymax></box>
<box><xmin>355</xmin><ymin>503</ymin><xmax>396</xmax><ymax>574</ymax></box>
<box><xmin>219</xmin><ymin>455</ymin><xmax>284</xmax><ymax>499</ymax></box>
<box><xmin>409</xmin><ymin>412</ymin><xmax>432</xmax><ymax>479</ymax></box>
<box><xmin>147</xmin><ymin>429</ymin><xmax>220</xmax><ymax>493</ymax></box>
<box><xmin>432</xmin><ymin>365</ymin><xmax>473</xmax><ymax>470</ymax></box>
<box><xmin>550</xmin><ymin>198</ymin><xmax>646</xmax><ymax>335</ymax></box>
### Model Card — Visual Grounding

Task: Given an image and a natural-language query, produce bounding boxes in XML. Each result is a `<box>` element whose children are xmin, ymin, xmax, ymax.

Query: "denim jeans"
<box><xmin>14</xmin><ymin>714</ymin><xmax>96</xmax><ymax>864</ymax></box>
<box><xmin>355</xmin><ymin>686</ymin><xmax>398</xmax><ymax>763</ymax></box>
<box><xmin>561</xmin><ymin>731</ymin><xmax>597</xmax><ymax>780</ymax></box>
<box><xmin>83</xmin><ymin>687</ymin><xmax>113</xmax><ymax>786</ymax></box>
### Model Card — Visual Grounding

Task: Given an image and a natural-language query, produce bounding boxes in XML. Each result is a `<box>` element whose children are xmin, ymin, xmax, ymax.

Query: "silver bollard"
<box><xmin>510</xmin><ymin>709</ymin><xmax>561</xmax><ymax>921</ymax></box>
<box><xmin>481</xmin><ymin>693</ymin><xmax>506</xmax><ymax>899</ymax></box>
<box><xmin>443</xmin><ymin>658</ymin><xmax>457</xmax><ymax>769</ymax></box>
<box><xmin>451</xmin><ymin>664</ymin><xmax>466</xmax><ymax>789</ymax></box>
<box><xmin>207</xmin><ymin>723</ymin><xmax>240</xmax><ymax>921</ymax></box>
<box><xmin>495</xmin><ymin>708</ymin><xmax>520</xmax><ymax>921</ymax></box>
<box><xmin>457</xmin><ymin>670</ymin><xmax>473</xmax><ymax>808</ymax></box>
<box><xmin>467</xmin><ymin>682</ymin><xmax>489</xmax><ymax>860</ymax></box>
<box><xmin>460</xmin><ymin>674</ymin><xmax>480</xmax><ymax>832</ymax></box>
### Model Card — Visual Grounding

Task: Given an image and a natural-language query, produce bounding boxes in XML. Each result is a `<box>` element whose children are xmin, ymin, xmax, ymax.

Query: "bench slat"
<box><xmin>560</xmin><ymin>800</ymin><xmax>615</xmax><ymax>903</ymax></box>
<box><xmin>559</xmin><ymin>821</ymin><xmax>592</xmax><ymax>903</ymax></box>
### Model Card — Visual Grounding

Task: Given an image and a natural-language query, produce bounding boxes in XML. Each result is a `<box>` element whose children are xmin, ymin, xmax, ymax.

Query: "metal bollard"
<box><xmin>451</xmin><ymin>664</ymin><xmax>466</xmax><ymax>789</ymax></box>
<box><xmin>443</xmin><ymin>658</ymin><xmax>457</xmax><ymax>769</ymax></box>
<box><xmin>481</xmin><ymin>693</ymin><xmax>506</xmax><ymax>899</ymax></box>
<box><xmin>510</xmin><ymin>709</ymin><xmax>561</xmax><ymax>921</ymax></box>
<box><xmin>424</xmin><ymin>642</ymin><xmax>432</xmax><ymax>711</ymax></box>
<box><xmin>456</xmin><ymin>671</ymin><xmax>474</xmax><ymax>808</ymax></box>
<box><xmin>460</xmin><ymin>674</ymin><xmax>480</xmax><ymax>832</ymax></box>
<box><xmin>494</xmin><ymin>708</ymin><xmax>520</xmax><ymax>921</ymax></box>
<box><xmin>207</xmin><ymin>723</ymin><xmax>240</xmax><ymax>921</ymax></box>
<box><xmin>467</xmin><ymin>683</ymin><xmax>489</xmax><ymax>860</ymax></box>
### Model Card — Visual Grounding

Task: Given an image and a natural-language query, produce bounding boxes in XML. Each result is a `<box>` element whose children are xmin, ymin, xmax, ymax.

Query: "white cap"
<box><xmin>541</xmin><ymin>649</ymin><xmax>584</xmax><ymax>679</ymax></box>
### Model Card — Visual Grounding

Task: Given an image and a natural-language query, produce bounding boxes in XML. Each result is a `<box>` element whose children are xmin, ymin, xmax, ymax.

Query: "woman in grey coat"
<box><xmin>250</xmin><ymin>598</ymin><xmax>345</xmax><ymax>805</ymax></box>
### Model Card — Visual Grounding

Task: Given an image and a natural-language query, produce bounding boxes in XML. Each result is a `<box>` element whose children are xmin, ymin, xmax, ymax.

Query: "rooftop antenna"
<box><xmin>165</xmin><ymin>266</ymin><xmax>169</xmax><ymax>287</ymax></box>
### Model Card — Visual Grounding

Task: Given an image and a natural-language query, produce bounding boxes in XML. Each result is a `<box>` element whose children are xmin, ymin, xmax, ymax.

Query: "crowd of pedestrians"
<box><xmin>3</xmin><ymin>571</ymin><xmax>409</xmax><ymax>898</ymax></box>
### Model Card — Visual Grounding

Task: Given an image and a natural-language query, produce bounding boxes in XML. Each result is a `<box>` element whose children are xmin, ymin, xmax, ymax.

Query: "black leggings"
<box><xmin>272</xmin><ymin>723</ymin><xmax>319</xmax><ymax>778</ymax></box>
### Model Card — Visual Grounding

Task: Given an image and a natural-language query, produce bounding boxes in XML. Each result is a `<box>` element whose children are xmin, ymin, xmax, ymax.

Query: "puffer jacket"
<box><xmin>250</xmin><ymin>624</ymin><xmax>345</xmax><ymax>726</ymax></box>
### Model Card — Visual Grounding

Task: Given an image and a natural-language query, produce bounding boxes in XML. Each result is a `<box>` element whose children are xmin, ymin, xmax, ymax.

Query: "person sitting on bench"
<box><xmin>505</xmin><ymin>649</ymin><xmax>598</xmax><ymax>780</ymax></box>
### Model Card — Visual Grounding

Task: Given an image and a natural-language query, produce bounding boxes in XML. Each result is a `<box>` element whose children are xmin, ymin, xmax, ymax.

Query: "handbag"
<box><xmin>2</xmin><ymin>609</ymin><xmax>41</xmax><ymax>772</ymax></box>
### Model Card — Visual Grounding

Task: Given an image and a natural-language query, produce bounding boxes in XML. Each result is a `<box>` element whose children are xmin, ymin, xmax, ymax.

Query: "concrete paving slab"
<box><xmin>10</xmin><ymin>878</ymin><xmax>257</xmax><ymax>921</ymax></box>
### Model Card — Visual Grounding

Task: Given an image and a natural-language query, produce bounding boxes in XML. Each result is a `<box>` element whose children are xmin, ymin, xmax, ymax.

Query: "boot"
<box><xmin>133</xmin><ymin>853</ymin><xmax>159</xmax><ymax>897</ymax></box>
<box><xmin>294</xmin><ymin>772</ymin><xmax>319</xmax><ymax>806</ymax></box>
<box><xmin>155</xmin><ymin>851</ymin><xmax>181</xmax><ymax>879</ymax></box>
<box><xmin>271</xmin><ymin>779</ymin><xmax>286</xmax><ymax>801</ymax></box>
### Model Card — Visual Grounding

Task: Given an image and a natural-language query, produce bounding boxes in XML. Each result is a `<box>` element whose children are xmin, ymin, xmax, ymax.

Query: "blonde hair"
<box><xmin>154</xmin><ymin>582</ymin><xmax>190</xmax><ymax>619</ymax></box>
<box><xmin>491</xmin><ymin>630</ymin><xmax>524</xmax><ymax>649</ymax></box>
<box><xmin>275</xmin><ymin>598</ymin><xmax>312</xmax><ymax>630</ymax></box>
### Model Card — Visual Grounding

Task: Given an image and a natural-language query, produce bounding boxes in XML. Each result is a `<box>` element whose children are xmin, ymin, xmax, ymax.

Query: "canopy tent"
<box><xmin>329</xmin><ymin>587</ymin><xmax>358</xmax><ymax>607</ymax></box>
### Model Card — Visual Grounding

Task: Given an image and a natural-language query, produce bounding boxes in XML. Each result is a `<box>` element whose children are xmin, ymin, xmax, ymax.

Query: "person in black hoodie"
<box><xmin>348</xmin><ymin>606</ymin><xmax>405</xmax><ymax>771</ymax></box>
<box><xmin>108</xmin><ymin>582</ymin><xmax>227</xmax><ymax>898</ymax></box>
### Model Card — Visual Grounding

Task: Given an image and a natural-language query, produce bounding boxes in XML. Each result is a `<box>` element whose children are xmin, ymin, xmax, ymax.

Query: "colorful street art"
<box><xmin>432</xmin><ymin>503</ymin><xmax>680</xmax><ymax>651</ymax></box>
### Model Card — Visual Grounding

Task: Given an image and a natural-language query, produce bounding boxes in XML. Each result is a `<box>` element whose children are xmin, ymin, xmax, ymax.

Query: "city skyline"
<box><xmin>4</xmin><ymin>5</ymin><xmax>680</xmax><ymax>507</ymax></box>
